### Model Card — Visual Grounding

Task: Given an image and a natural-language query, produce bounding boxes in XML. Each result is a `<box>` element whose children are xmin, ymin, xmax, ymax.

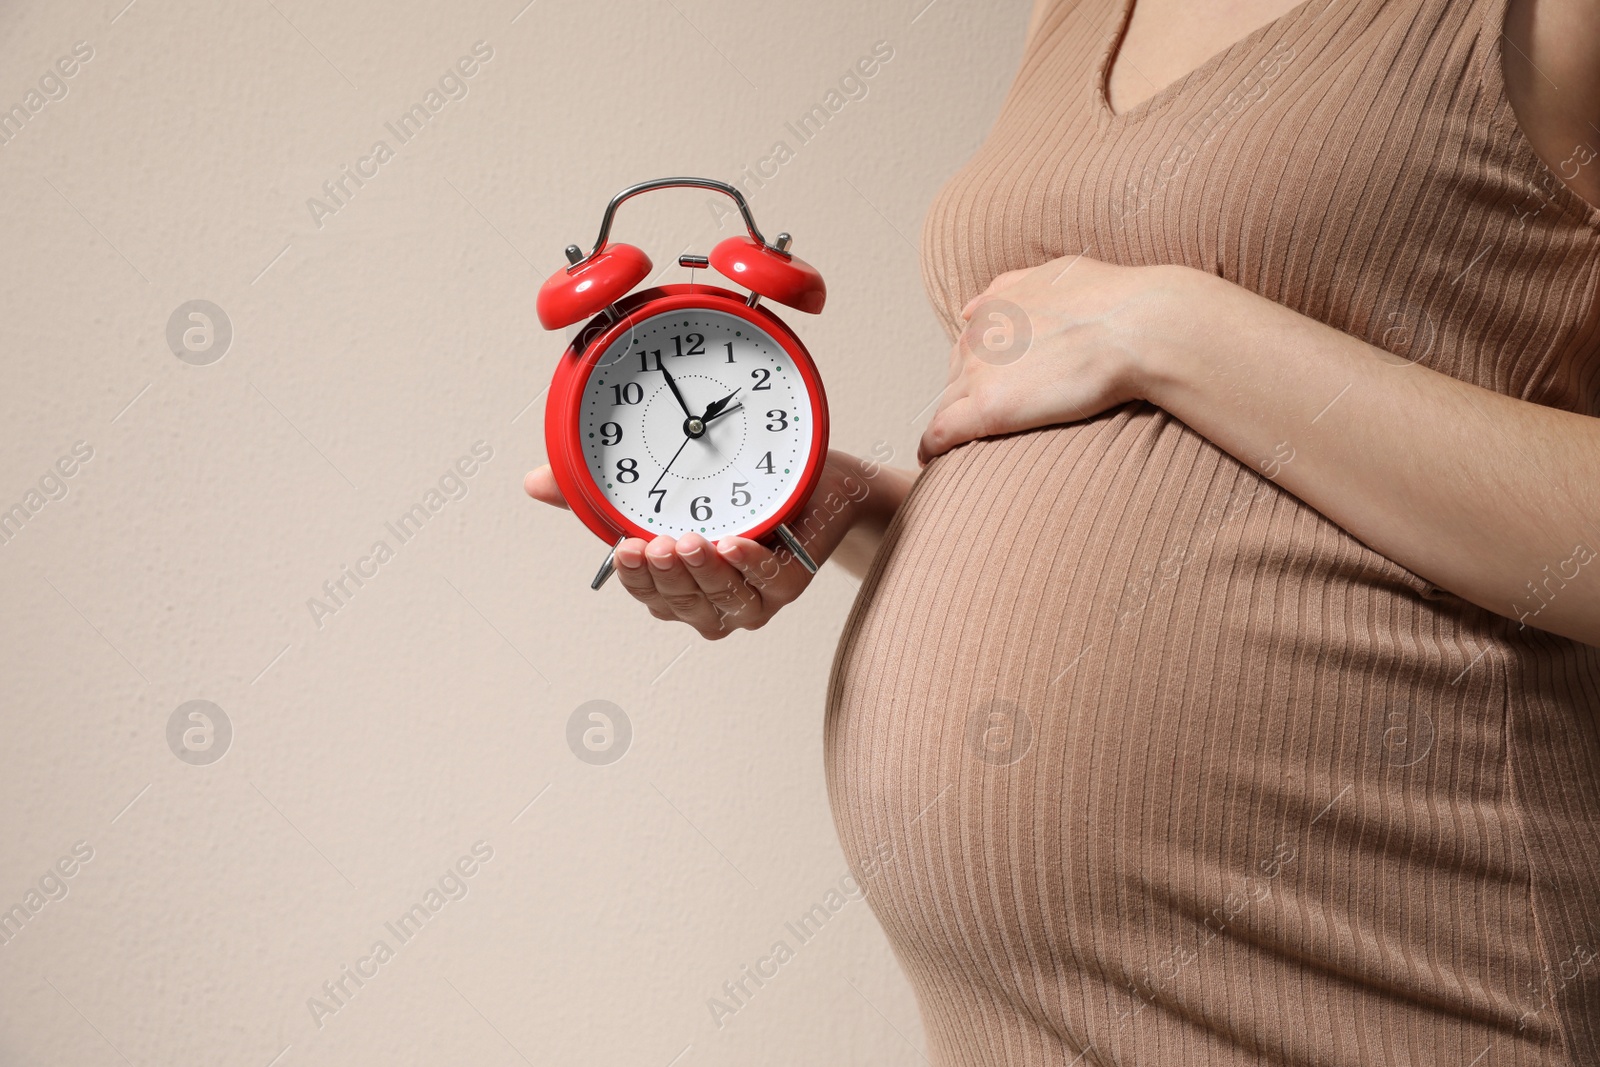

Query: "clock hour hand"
<box><xmin>658</xmin><ymin>361</ymin><xmax>693</xmax><ymax>420</ymax></box>
<box><xmin>699</xmin><ymin>387</ymin><xmax>742</xmax><ymax>423</ymax></box>
<box><xmin>702</xmin><ymin>402</ymin><xmax>742</xmax><ymax>426</ymax></box>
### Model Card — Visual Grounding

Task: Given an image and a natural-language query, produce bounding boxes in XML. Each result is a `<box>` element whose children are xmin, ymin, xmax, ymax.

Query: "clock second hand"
<box><xmin>645</xmin><ymin>387</ymin><xmax>744</xmax><ymax>521</ymax></box>
<box><xmin>650</xmin><ymin>402</ymin><xmax>741</xmax><ymax>498</ymax></box>
<box><xmin>650</xmin><ymin>434</ymin><xmax>692</xmax><ymax>495</ymax></box>
<box><xmin>649</xmin><ymin>378</ymin><xmax>713</xmax><ymax>500</ymax></box>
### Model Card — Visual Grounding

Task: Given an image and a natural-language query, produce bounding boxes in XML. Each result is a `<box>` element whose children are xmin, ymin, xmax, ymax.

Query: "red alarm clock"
<box><xmin>537</xmin><ymin>177</ymin><xmax>829</xmax><ymax>589</ymax></box>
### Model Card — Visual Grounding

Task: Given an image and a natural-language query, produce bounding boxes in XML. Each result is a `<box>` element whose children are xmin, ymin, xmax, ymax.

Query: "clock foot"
<box><xmin>773</xmin><ymin>523</ymin><xmax>818</xmax><ymax>575</ymax></box>
<box><xmin>590</xmin><ymin>536</ymin><xmax>627</xmax><ymax>590</ymax></box>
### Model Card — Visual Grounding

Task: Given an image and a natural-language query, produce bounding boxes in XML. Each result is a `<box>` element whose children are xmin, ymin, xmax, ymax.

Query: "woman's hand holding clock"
<box><xmin>525</xmin><ymin>449</ymin><xmax>909</xmax><ymax>640</ymax></box>
<box><xmin>532</xmin><ymin>177</ymin><xmax>933</xmax><ymax>638</ymax></box>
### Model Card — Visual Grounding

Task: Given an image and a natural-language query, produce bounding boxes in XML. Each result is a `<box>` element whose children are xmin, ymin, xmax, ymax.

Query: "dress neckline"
<box><xmin>1097</xmin><ymin>0</ymin><xmax>1329</xmax><ymax>124</ymax></box>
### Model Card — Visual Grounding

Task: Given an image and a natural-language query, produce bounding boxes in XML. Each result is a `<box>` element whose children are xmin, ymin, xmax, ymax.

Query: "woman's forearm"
<box><xmin>825</xmin><ymin>453</ymin><xmax>916</xmax><ymax>582</ymax></box>
<box><xmin>1145</xmin><ymin>266</ymin><xmax>1600</xmax><ymax>646</ymax></box>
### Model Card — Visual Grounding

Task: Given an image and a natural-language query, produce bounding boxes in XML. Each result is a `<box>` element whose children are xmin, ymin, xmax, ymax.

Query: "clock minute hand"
<box><xmin>658</xmin><ymin>361</ymin><xmax>693</xmax><ymax>419</ymax></box>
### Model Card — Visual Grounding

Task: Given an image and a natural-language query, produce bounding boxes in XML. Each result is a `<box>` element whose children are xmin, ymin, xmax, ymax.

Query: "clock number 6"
<box><xmin>691</xmin><ymin>496</ymin><xmax>713</xmax><ymax>521</ymax></box>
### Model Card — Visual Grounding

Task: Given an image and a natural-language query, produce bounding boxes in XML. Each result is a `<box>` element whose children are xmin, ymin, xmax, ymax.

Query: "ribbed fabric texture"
<box><xmin>823</xmin><ymin>0</ymin><xmax>1600</xmax><ymax>1064</ymax></box>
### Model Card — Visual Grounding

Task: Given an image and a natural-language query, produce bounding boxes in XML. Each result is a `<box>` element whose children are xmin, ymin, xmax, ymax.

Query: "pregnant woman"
<box><xmin>528</xmin><ymin>0</ymin><xmax>1600</xmax><ymax>1060</ymax></box>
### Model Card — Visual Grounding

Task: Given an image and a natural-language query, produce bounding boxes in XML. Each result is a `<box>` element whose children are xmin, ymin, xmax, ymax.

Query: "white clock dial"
<box><xmin>580</xmin><ymin>309</ymin><xmax>815</xmax><ymax>541</ymax></box>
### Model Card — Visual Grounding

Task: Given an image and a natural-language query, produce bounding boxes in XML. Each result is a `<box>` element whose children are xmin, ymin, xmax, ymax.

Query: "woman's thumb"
<box><xmin>523</xmin><ymin>466</ymin><xmax>570</xmax><ymax>510</ymax></box>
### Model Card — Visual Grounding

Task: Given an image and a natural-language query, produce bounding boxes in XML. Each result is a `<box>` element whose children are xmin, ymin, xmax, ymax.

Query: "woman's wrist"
<box><xmin>810</xmin><ymin>450</ymin><xmax>915</xmax><ymax>578</ymax></box>
<box><xmin>852</xmin><ymin>456</ymin><xmax>915</xmax><ymax>533</ymax></box>
<box><xmin>1126</xmin><ymin>264</ymin><xmax>1216</xmax><ymax>414</ymax></box>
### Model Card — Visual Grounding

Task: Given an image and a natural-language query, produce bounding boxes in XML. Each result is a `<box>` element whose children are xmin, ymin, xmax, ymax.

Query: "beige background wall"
<box><xmin>0</xmin><ymin>1</ymin><xmax>1028</xmax><ymax>1064</ymax></box>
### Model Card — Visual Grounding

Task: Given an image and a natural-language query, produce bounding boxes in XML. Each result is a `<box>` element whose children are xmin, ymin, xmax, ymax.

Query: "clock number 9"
<box><xmin>616</xmin><ymin>458</ymin><xmax>639</xmax><ymax>483</ymax></box>
<box><xmin>766</xmin><ymin>409</ymin><xmax>788</xmax><ymax>431</ymax></box>
<box><xmin>691</xmin><ymin>496</ymin><xmax>713</xmax><ymax>521</ymax></box>
<box><xmin>600</xmin><ymin>422</ymin><xmax>622</xmax><ymax>445</ymax></box>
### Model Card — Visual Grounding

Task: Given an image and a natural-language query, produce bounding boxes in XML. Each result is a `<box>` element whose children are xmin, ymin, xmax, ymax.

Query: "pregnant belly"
<box><xmin>821</xmin><ymin>404</ymin><xmax>1573</xmax><ymax>1064</ymax></box>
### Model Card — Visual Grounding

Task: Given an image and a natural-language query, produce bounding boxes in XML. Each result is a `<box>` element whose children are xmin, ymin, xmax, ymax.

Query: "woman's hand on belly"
<box><xmin>523</xmin><ymin>450</ymin><xmax>913</xmax><ymax>639</ymax></box>
<box><xmin>916</xmin><ymin>253</ymin><xmax>1600</xmax><ymax>646</ymax></box>
<box><xmin>916</xmin><ymin>255</ymin><xmax>1182</xmax><ymax>465</ymax></box>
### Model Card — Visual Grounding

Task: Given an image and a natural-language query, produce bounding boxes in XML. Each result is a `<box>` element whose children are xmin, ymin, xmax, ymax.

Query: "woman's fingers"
<box><xmin>919</xmin><ymin>395</ymin><xmax>985</xmax><ymax>465</ymax></box>
<box><xmin>716</xmin><ymin>536</ymin><xmax>810</xmax><ymax>609</ymax></box>
<box><xmin>934</xmin><ymin>344</ymin><xmax>971</xmax><ymax>409</ymax></box>
<box><xmin>921</xmin><ymin>348</ymin><xmax>981</xmax><ymax>464</ymax></box>
<box><xmin>603</xmin><ymin>530</ymin><xmax>814</xmax><ymax>638</ymax></box>
<box><xmin>959</xmin><ymin>267</ymin><xmax>1033</xmax><ymax>320</ymax></box>
<box><xmin>641</xmin><ymin>535</ymin><xmax>731</xmax><ymax>637</ymax></box>
<box><xmin>523</xmin><ymin>465</ymin><xmax>569</xmax><ymax>509</ymax></box>
<box><xmin>612</xmin><ymin>538</ymin><xmax>678</xmax><ymax>621</ymax></box>
<box><xmin>676</xmin><ymin>533</ymin><xmax>763</xmax><ymax>630</ymax></box>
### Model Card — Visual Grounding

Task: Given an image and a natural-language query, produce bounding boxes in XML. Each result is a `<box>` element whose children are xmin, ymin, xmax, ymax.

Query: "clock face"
<box><xmin>579</xmin><ymin>308</ymin><xmax>816</xmax><ymax>541</ymax></box>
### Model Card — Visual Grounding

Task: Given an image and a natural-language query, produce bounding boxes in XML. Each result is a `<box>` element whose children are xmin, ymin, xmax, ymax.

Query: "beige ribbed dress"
<box><xmin>824</xmin><ymin>0</ymin><xmax>1600</xmax><ymax>1063</ymax></box>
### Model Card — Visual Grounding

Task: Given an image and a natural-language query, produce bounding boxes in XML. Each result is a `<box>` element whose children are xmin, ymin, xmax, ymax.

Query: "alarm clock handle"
<box><xmin>591</xmin><ymin>535</ymin><xmax>628</xmax><ymax>591</ymax></box>
<box><xmin>773</xmin><ymin>523</ymin><xmax>820</xmax><ymax>575</ymax></box>
<box><xmin>566</xmin><ymin>177</ymin><xmax>783</xmax><ymax>272</ymax></box>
